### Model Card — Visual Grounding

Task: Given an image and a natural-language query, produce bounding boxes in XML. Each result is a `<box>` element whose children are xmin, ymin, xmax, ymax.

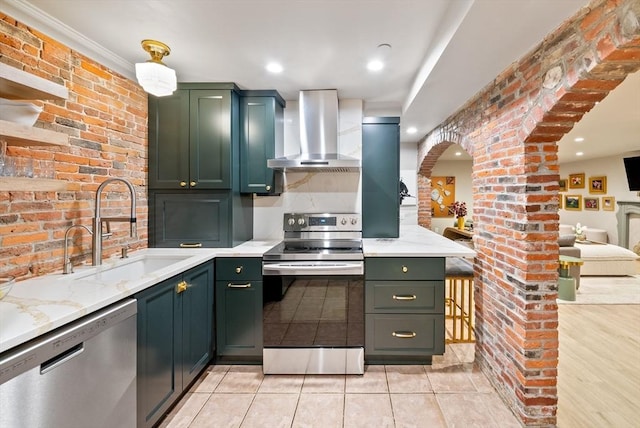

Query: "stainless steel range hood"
<box><xmin>267</xmin><ymin>89</ymin><xmax>360</xmax><ymax>172</ymax></box>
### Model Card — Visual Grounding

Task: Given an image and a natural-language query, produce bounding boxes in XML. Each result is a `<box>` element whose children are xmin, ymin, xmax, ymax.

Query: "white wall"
<box><xmin>253</xmin><ymin>99</ymin><xmax>363</xmax><ymax>239</ymax></box>
<box><xmin>559</xmin><ymin>152</ymin><xmax>640</xmax><ymax>245</ymax></box>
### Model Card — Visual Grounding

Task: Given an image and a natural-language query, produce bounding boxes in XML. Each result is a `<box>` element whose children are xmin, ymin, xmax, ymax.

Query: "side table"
<box><xmin>558</xmin><ymin>255</ymin><xmax>583</xmax><ymax>301</ymax></box>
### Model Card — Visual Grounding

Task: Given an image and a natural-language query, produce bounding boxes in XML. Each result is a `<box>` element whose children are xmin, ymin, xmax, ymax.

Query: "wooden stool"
<box><xmin>445</xmin><ymin>258</ymin><xmax>475</xmax><ymax>343</ymax></box>
<box><xmin>558</xmin><ymin>255</ymin><xmax>583</xmax><ymax>301</ymax></box>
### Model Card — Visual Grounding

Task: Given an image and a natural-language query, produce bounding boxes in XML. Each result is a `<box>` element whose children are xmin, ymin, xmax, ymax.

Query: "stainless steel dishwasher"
<box><xmin>0</xmin><ymin>298</ymin><xmax>137</xmax><ymax>428</ymax></box>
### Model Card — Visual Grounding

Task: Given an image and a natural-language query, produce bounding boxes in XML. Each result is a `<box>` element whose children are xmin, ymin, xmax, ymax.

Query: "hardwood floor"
<box><xmin>557</xmin><ymin>304</ymin><xmax>640</xmax><ymax>427</ymax></box>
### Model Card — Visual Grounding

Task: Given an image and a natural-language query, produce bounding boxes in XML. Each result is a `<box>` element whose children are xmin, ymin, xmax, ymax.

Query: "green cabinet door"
<box><xmin>240</xmin><ymin>92</ymin><xmax>284</xmax><ymax>194</ymax></box>
<box><xmin>136</xmin><ymin>277</ymin><xmax>181</xmax><ymax>428</ymax></box>
<box><xmin>362</xmin><ymin>117</ymin><xmax>400</xmax><ymax>238</ymax></box>
<box><xmin>136</xmin><ymin>262</ymin><xmax>214</xmax><ymax>428</ymax></box>
<box><xmin>150</xmin><ymin>191</ymin><xmax>230</xmax><ymax>248</ymax></box>
<box><xmin>148</xmin><ymin>90</ymin><xmax>190</xmax><ymax>189</ymax></box>
<box><xmin>215</xmin><ymin>257</ymin><xmax>263</xmax><ymax>361</ymax></box>
<box><xmin>190</xmin><ymin>90</ymin><xmax>232</xmax><ymax>189</ymax></box>
<box><xmin>180</xmin><ymin>262</ymin><xmax>215</xmax><ymax>386</ymax></box>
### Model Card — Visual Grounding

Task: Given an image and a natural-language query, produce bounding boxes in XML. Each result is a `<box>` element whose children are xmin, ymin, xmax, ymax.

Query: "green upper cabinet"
<box><xmin>362</xmin><ymin>117</ymin><xmax>400</xmax><ymax>238</ymax></box>
<box><xmin>239</xmin><ymin>91</ymin><xmax>285</xmax><ymax>194</ymax></box>
<box><xmin>148</xmin><ymin>83</ymin><xmax>239</xmax><ymax>190</ymax></box>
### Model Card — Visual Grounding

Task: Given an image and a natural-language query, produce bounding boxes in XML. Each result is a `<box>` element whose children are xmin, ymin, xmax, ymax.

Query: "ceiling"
<box><xmin>4</xmin><ymin>0</ymin><xmax>637</xmax><ymax>163</ymax></box>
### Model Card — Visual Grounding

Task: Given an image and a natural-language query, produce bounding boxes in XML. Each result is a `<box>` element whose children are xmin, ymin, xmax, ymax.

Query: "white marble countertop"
<box><xmin>363</xmin><ymin>225</ymin><xmax>476</xmax><ymax>257</ymax></box>
<box><xmin>0</xmin><ymin>241</ymin><xmax>278</xmax><ymax>354</ymax></box>
<box><xmin>1</xmin><ymin>228</ymin><xmax>473</xmax><ymax>355</ymax></box>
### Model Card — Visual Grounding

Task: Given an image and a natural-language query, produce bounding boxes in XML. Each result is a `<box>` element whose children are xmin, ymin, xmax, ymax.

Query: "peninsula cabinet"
<box><xmin>148</xmin><ymin>83</ymin><xmax>239</xmax><ymax>190</ymax></box>
<box><xmin>135</xmin><ymin>262</ymin><xmax>214</xmax><ymax>428</ymax></box>
<box><xmin>364</xmin><ymin>257</ymin><xmax>445</xmax><ymax>364</ymax></box>
<box><xmin>362</xmin><ymin>117</ymin><xmax>400</xmax><ymax>238</ymax></box>
<box><xmin>149</xmin><ymin>190</ymin><xmax>252</xmax><ymax>248</ymax></box>
<box><xmin>239</xmin><ymin>91</ymin><xmax>285</xmax><ymax>194</ymax></box>
<box><xmin>215</xmin><ymin>257</ymin><xmax>263</xmax><ymax>362</ymax></box>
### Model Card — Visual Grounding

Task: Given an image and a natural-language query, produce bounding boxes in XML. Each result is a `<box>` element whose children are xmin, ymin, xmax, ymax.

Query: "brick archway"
<box><xmin>416</xmin><ymin>0</ymin><xmax>640</xmax><ymax>425</ymax></box>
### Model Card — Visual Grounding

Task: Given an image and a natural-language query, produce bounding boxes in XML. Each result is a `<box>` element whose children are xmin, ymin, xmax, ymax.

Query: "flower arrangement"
<box><xmin>450</xmin><ymin>201</ymin><xmax>467</xmax><ymax>218</ymax></box>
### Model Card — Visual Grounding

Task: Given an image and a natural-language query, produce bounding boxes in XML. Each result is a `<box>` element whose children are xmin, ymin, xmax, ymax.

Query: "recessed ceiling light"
<box><xmin>266</xmin><ymin>62</ymin><xmax>283</xmax><ymax>73</ymax></box>
<box><xmin>367</xmin><ymin>60</ymin><xmax>384</xmax><ymax>72</ymax></box>
<box><xmin>576</xmin><ymin>151</ymin><xmax>584</xmax><ymax>156</ymax></box>
<box><xmin>574</xmin><ymin>137</ymin><xmax>584</xmax><ymax>142</ymax></box>
<box><xmin>406</xmin><ymin>127</ymin><xmax>417</xmax><ymax>134</ymax></box>
<box><xmin>455</xmin><ymin>152</ymin><xmax>462</xmax><ymax>156</ymax></box>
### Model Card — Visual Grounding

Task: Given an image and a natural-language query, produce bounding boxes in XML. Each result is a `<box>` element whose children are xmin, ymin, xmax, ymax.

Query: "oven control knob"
<box><xmin>341</xmin><ymin>218</ymin><xmax>347</xmax><ymax>225</ymax></box>
<box><xmin>351</xmin><ymin>217</ymin><xmax>358</xmax><ymax>225</ymax></box>
<box><xmin>297</xmin><ymin>218</ymin><xmax>305</xmax><ymax>226</ymax></box>
<box><xmin>288</xmin><ymin>218</ymin><xmax>296</xmax><ymax>226</ymax></box>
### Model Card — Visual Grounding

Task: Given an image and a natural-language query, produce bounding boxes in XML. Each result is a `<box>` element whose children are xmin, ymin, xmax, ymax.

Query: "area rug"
<box><xmin>557</xmin><ymin>275</ymin><xmax>640</xmax><ymax>305</ymax></box>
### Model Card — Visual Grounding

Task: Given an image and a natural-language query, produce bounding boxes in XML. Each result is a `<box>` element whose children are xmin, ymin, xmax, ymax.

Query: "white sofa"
<box><xmin>559</xmin><ymin>224</ymin><xmax>639</xmax><ymax>276</ymax></box>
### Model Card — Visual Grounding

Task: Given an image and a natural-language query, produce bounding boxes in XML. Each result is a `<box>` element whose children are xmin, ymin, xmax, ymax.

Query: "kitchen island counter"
<box><xmin>363</xmin><ymin>225</ymin><xmax>475</xmax><ymax>258</ymax></box>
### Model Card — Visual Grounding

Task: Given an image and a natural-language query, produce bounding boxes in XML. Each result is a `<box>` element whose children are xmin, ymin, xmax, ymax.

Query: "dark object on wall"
<box><xmin>623</xmin><ymin>156</ymin><xmax>640</xmax><ymax>191</ymax></box>
<box><xmin>399</xmin><ymin>178</ymin><xmax>414</xmax><ymax>204</ymax></box>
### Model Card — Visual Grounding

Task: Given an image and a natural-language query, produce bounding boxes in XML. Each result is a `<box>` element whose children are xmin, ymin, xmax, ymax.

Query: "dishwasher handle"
<box><xmin>40</xmin><ymin>343</ymin><xmax>85</xmax><ymax>375</ymax></box>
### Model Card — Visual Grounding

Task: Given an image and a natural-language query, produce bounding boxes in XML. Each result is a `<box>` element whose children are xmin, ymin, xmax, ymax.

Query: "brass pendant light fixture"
<box><xmin>135</xmin><ymin>39</ymin><xmax>177</xmax><ymax>97</ymax></box>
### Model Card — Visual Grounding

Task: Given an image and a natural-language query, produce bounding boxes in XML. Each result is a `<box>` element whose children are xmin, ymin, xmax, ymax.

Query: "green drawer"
<box><xmin>216</xmin><ymin>257</ymin><xmax>262</xmax><ymax>281</ymax></box>
<box><xmin>365</xmin><ymin>314</ymin><xmax>445</xmax><ymax>356</ymax></box>
<box><xmin>365</xmin><ymin>281</ymin><xmax>444</xmax><ymax>313</ymax></box>
<box><xmin>365</xmin><ymin>257</ymin><xmax>445</xmax><ymax>281</ymax></box>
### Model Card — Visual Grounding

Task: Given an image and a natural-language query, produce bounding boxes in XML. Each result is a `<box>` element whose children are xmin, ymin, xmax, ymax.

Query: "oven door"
<box><xmin>262</xmin><ymin>261</ymin><xmax>365</xmax><ymax>375</ymax></box>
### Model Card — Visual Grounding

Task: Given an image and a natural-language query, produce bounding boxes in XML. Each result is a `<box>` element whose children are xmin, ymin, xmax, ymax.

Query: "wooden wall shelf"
<box><xmin>0</xmin><ymin>120</ymin><xmax>69</xmax><ymax>147</ymax></box>
<box><xmin>0</xmin><ymin>63</ymin><xmax>68</xmax><ymax>100</ymax></box>
<box><xmin>0</xmin><ymin>177</ymin><xmax>69</xmax><ymax>192</ymax></box>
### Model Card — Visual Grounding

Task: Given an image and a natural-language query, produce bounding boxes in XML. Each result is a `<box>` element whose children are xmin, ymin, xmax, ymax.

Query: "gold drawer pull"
<box><xmin>265</xmin><ymin>185</ymin><xmax>271</xmax><ymax>191</ymax></box>
<box><xmin>180</xmin><ymin>181</ymin><xmax>187</xmax><ymax>187</ymax></box>
<box><xmin>179</xmin><ymin>242</ymin><xmax>202</xmax><ymax>248</ymax></box>
<box><xmin>402</xmin><ymin>265</ymin><xmax>408</xmax><ymax>273</ymax></box>
<box><xmin>392</xmin><ymin>331</ymin><xmax>417</xmax><ymax>339</ymax></box>
<box><xmin>176</xmin><ymin>280</ymin><xmax>188</xmax><ymax>294</ymax></box>
<box><xmin>235</xmin><ymin>266</ymin><xmax>243</xmax><ymax>274</ymax></box>
<box><xmin>393</xmin><ymin>294</ymin><xmax>417</xmax><ymax>301</ymax></box>
<box><xmin>190</xmin><ymin>181</ymin><xmax>197</xmax><ymax>187</ymax></box>
<box><xmin>228</xmin><ymin>283</ymin><xmax>251</xmax><ymax>288</ymax></box>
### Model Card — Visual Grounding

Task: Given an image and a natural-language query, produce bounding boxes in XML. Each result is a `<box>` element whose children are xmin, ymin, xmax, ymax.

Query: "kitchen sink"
<box><xmin>70</xmin><ymin>254</ymin><xmax>193</xmax><ymax>285</ymax></box>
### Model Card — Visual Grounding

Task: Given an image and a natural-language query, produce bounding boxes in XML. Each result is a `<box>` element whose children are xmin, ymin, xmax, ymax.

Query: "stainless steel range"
<box><xmin>262</xmin><ymin>213</ymin><xmax>364</xmax><ymax>375</ymax></box>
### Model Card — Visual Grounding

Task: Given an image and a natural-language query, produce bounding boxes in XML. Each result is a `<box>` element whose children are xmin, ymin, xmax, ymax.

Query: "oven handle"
<box><xmin>262</xmin><ymin>261</ymin><xmax>364</xmax><ymax>275</ymax></box>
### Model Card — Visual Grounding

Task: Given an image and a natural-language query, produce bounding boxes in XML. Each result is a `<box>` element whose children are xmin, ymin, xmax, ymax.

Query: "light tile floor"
<box><xmin>159</xmin><ymin>343</ymin><xmax>521</xmax><ymax>428</ymax></box>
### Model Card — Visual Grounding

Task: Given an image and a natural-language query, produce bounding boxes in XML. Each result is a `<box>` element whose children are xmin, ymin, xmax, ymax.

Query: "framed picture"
<box><xmin>559</xmin><ymin>178</ymin><xmax>567</xmax><ymax>192</ymax></box>
<box><xmin>584</xmin><ymin>197</ymin><xmax>599</xmax><ymax>210</ymax></box>
<box><xmin>568</xmin><ymin>173</ymin><xmax>585</xmax><ymax>189</ymax></box>
<box><xmin>558</xmin><ymin>196</ymin><xmax>563</xmax><ymax>210</ymax></box>
<box><xmin>564</xmin><ymin>194</ymin><xmax>582</xmax><ymax>211</ymax></box>
<box><xmin>430</xmin><ymin>176</ymin><xmax>455</xmax><ymax>217</ymax></box>
<box><xmin>589</xmin><ymin>176</ymin><xmax>607</xmax><ymax>193</ymax></box>
<box><xmin>602</xmin><ymin>196</ymin><xmax>615</xmax><ymax>211</ymax></box>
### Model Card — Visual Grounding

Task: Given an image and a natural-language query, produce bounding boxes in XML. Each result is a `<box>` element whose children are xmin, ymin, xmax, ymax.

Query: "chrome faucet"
<box><xmin>92</xmin><ymin>178</ymin><xmax>137</xmax><ymax>266</ymax></box>
<box><xmin>63</xmin><ymin>224</ymin><xmax>93</xmax><ymax>274</ymax></box>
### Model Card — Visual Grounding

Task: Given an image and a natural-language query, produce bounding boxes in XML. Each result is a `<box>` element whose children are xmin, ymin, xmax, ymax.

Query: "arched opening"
<box><xmin>415</xmin><ymin>1</ymin><xmax>640</xmax><ymax>425</ymax></box>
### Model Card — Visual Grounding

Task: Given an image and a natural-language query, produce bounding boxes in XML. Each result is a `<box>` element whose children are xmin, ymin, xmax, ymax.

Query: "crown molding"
<box><xmin>3</xmin><ymin>0</ymin><xmax>135</xmax><ymax>80</ymax></box>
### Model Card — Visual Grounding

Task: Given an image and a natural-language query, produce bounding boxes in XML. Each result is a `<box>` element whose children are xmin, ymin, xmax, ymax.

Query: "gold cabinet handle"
<box><xmin>235</xmin><ymin>266</ymin><xmax>243</xmax><ymax>274</ymax></box>
<box><xmin>176</xmin><ymin>280</ymin><xmax>188</xmax><ymax>294</ymax></box>
<box><xmin>179</xmin><ymin>242</ymin><xmax>202</xmax><ymax>248</ymax></box>
<box><xmin>180</xmin><ymin>181</ymin><xmax>187</xmax><ymax>187</ymax></box>
<box><xmin>227</xmin><ymin>283</ymin><xmax>251</xmax><ymax>288</ymax></box>
<box><xmin>402</xmin><ymin>265</ymin><xmax>408</xmax><ymax>273</ymax></box>
<box><xmin>393</xmin><ymin>294</ymin><xmax>417</xmax><ymax>301</ymax></box>
<box><xmin>392</xmin><ymin>331</ymin><xmax>417</xmax><ymax>338</ymax></box>
<box><xmin>190</xmin><ymin>181</ymin><xmax>197</xmax><ymax>187</ymax></box>
<box><xmin>265</xmin><ymin>185</ymin><xmax>271</xmax><ymax>191</ymax></box>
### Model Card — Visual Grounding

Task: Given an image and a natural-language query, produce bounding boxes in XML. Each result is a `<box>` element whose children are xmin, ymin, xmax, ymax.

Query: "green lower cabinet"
<box><xmin>364</xmin><ymin>257</ymin><xmax>445</xmax><ymax>364</ymax></box>
<box><xmin>136</xmin><ymin>262</ymin><xmax>214</xmax><ymax>428</ymax></box>
<box><xmin>215</xmin><ymin>257</ymin><xmax>263</xmax><ymax>362</ymax></box>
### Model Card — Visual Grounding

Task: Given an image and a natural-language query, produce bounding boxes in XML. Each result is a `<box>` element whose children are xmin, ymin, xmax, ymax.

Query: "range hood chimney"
<box><xmin>267</xmin><ymin>89</ymin><xmax>360</xmax><ymax>172</ymax></box>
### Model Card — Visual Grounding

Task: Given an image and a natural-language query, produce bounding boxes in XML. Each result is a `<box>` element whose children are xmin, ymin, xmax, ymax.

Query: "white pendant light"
<box><xmin>135</xmin><ymin>39</ymin><xmax>177</xmax><ymax>97</ymax></box>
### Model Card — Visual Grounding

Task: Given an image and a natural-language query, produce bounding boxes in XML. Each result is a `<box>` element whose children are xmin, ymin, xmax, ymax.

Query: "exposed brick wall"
<box><xmin>417</xmin><ymin>0</ymin><xmax>640</xmax><ymax>425</ymax></box>
<box><xmin>1</xmin><ymin>14</ymin><xmax>148</xmax><ymax>279</ymax></box>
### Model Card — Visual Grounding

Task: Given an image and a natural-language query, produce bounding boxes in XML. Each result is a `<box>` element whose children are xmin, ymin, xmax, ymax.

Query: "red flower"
<box><xmin>450</xmin><ymin>201</ymin><xmax>467</xmax><ymax>218</ymax></box>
